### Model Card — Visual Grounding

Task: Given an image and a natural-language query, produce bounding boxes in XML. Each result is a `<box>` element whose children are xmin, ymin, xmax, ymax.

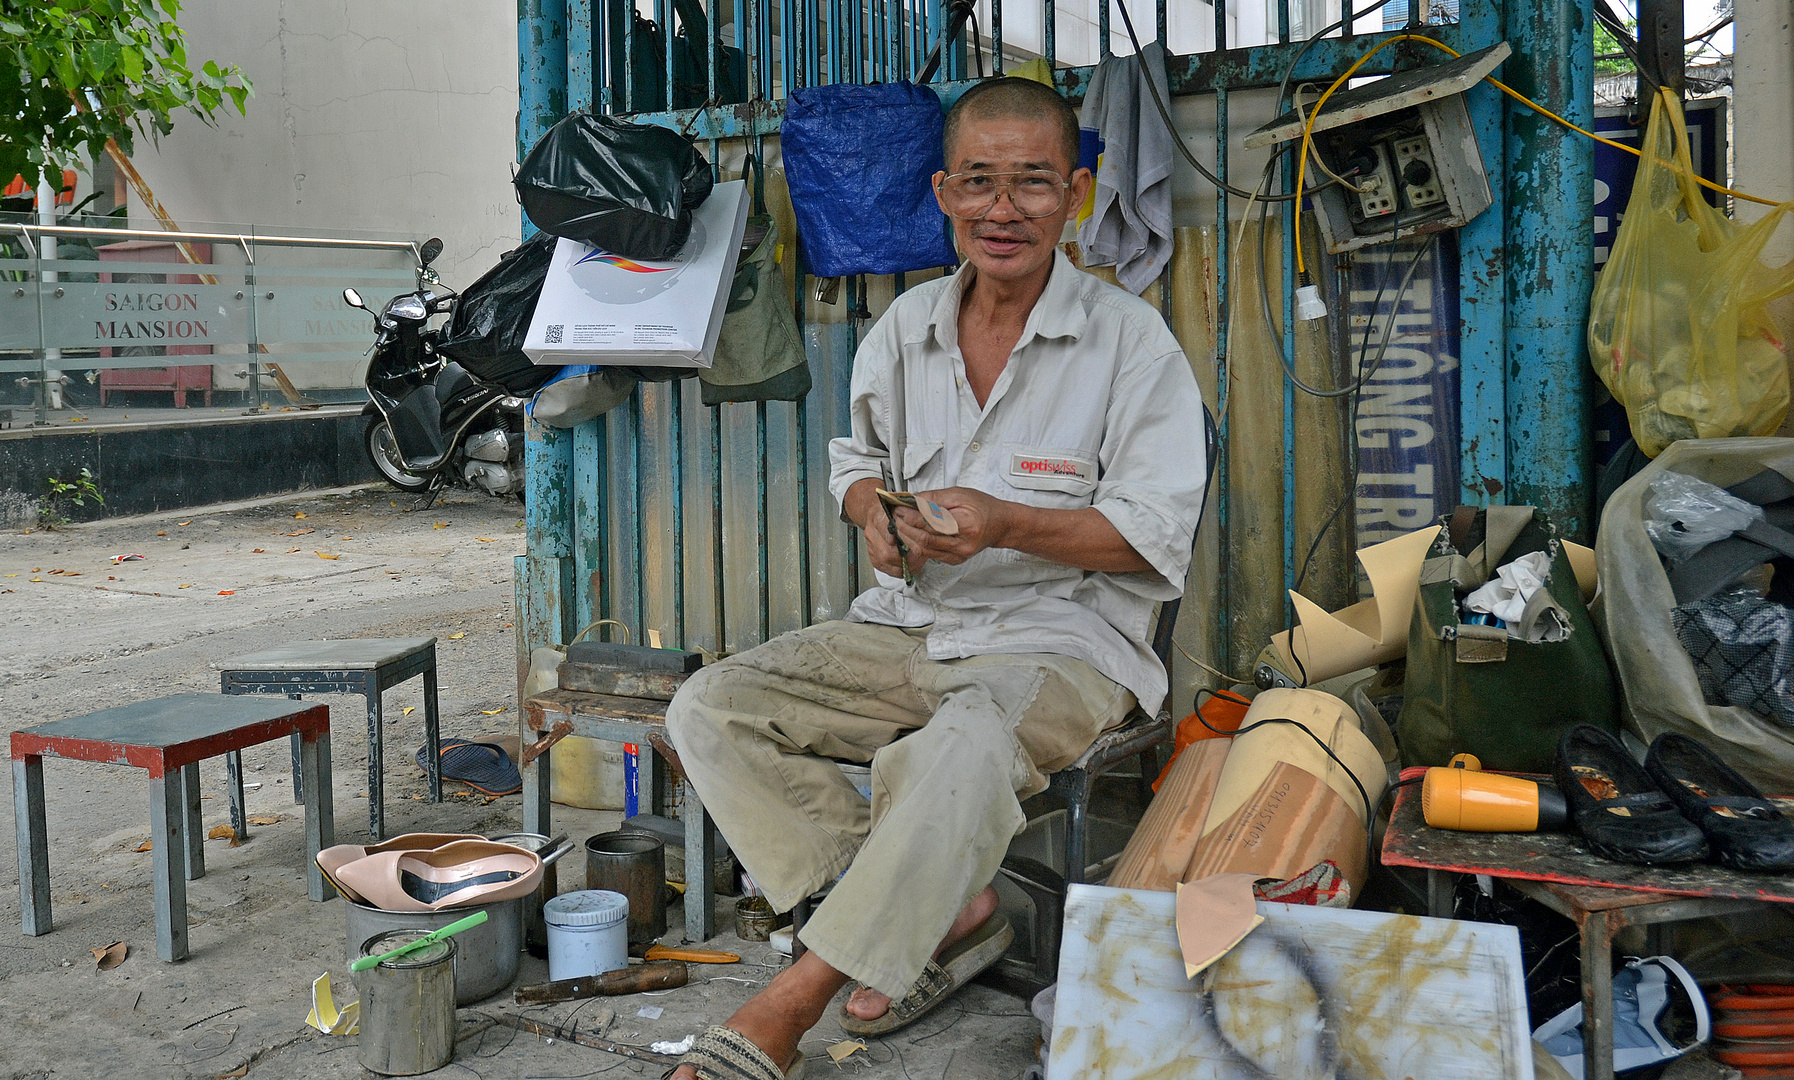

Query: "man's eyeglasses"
<box><xmin>936</xmin><ymin>170</ymin><xmax>1071</xmax><ymax>220</ymax></box>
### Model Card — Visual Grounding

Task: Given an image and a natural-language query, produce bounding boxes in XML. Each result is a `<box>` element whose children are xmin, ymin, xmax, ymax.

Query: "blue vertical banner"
<box><xmin>1352</xmin><ymin>234</ymin><xmax>1463</xmax><ymax>549</ymax></box>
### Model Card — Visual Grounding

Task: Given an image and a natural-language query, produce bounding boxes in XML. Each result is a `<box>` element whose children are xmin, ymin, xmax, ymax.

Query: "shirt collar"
<box><xmin>922</xmin><ymin>248</ymin><xmax>1090</xmax><ymax>350</ymax></box>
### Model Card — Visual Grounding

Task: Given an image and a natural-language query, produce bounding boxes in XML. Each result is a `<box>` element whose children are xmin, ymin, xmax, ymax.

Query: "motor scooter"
<box><xmin>344</xmin><ymin>238</ymin><xmax>527</xmax><ymax>498</ymax></box>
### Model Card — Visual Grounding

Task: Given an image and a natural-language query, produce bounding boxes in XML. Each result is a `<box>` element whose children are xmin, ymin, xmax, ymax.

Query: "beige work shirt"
<box><xmin>827</xmin><ymin>249</ymin><xmax>1208</xmax><ymax>713</ymax></box>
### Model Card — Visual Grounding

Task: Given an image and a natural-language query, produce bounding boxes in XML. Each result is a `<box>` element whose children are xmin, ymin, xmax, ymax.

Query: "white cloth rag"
<box><xmin>1464</xmin><ymin>550</ymin><xmax>1554</xmax><ymax>627</ymax></box>
<box><xmin>1077</xmin><ymin>41</ymin><xmax>1174</xmax><ymax>295</ymax></box>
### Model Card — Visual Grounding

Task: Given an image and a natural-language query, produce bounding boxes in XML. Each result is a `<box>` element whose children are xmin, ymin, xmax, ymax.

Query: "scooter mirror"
<box><xmin>343</xmin><ymin>287</ymin><xmax>367</xmax><ymax>310</ymax></box>
<box><xmin>419</xmin><ymin>237</ymin><xmax>443</xmax><ymax>267</ymax></box>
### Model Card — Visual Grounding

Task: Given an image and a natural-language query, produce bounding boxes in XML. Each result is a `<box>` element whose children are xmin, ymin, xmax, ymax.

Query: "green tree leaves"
<box><xmin>0</xmin><ymin>0</ymin><xmax>251</xmax><ymax>187</ymax></box>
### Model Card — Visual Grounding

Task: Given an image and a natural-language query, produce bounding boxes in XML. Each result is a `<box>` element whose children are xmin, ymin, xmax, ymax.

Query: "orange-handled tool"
<box><xmin>645</xmin><ymin>945</ymin><xmax>740</xmax><ymax>964</ymax></box>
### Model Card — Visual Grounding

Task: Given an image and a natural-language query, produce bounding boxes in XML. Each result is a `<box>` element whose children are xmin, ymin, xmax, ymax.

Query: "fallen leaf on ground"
<box><xmin>91</xmin><ymin>941</ymin><xmax>128</xmax><ymax>970</ymax></box>
<box><xmin>433</xmin><ymin>522</ymin><xmax>449</xmax><ymax>529</ymax></box>
<box><xmin>251</xmin><ymin>549</ymin><xmax>264</xmax><ymax>554</ymax></box>
<box><xmin>286</xmin><ymin>548</ymin><xmax>301</xmax><ymax>554</ymax></box>
<box><xmin>285</xmin><ymin>528</ymin><xmax>314</xmax><ymax>537</ymax></box>
<box><xmin>206</xmin><ymin>825</ymin><xmax>241</xmax><ymax>847</ymax></box>
<box><xmin>503</xmin><ymin>622</ymin><xmax>512</xmax><ymax>629</ymax></box>
<box><xmin>217</xmin><ymin>590</ymin><xmax>235</xmax><ymax>596</ymax></box>
<box><xmin>294</xmin><ymin>511</ymin><xmax>307</xmax><ymax>519</ymax></box>
<box><xmin>134</xmin><ymin>841</ymin><xmax>152</xmax><ymax>853</ymax></box>
<box><xmin>216</xmin><ymin>1064</ymin><xmax>250</xmax><ymax>1079</ymax></box>
<box><xmin>481</xmin><ymin>707</ymin><xmax>506</xmax><ymax>715</ymax></box>
<box><xmin>316</xmin><ymin>552</ymin><xmax>340</xmax><ymax>560</ymax></box>
<box><xmin>340</xmin><ymin>536</ymin><xmax>352</xmax><ymax>540</ymax></box>
<box><xmin>178</xmin><ymin>584</ymin><xmax>193</xmax><ymax>589</ymax></box>
<box><xmin>827</xmin><ymin>1041</ymin><xmax>867</xmax><ymax>1064</ymax></box>
<box><xmin>475</xmin><ymin>537</ymin><xmax>498</xmax><ymax>542</ymax></box>
<box><xmin>156</xmin><ymin>531</ymin><xmax>166</xmax><ymax>536</ymax></box>
<box><xmin>402</xmin><ymin>706</ymin><xmax>416</xmax><ymax>716</ymax></box>
<box><xmin>249</xmin><ymin>815</ymin><xmax>284</xmax><ymax>826</ymax></box>
<box><xmin>447</xmin><ymin>632</ymin><xmax>465</xmax><ymax>640</ymax></box>
<box><xmin>3</xmin><ymin>574</ymin><xmax>14</xmax><ymax>577</ymax></box>
<box><xmin>177</xmin><ymin>521</ymin><xmax>190</xmax><ymax>527</ymax></box>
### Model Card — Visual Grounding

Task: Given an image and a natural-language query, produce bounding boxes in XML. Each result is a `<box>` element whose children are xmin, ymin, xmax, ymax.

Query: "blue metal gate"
<box><xmin>516</xmin><ymin>0</ymin><xmax>1593</xmax><ymax>716</ymax></box>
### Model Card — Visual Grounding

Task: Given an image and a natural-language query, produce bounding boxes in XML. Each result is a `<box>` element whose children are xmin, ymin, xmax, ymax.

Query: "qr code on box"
<box><xmin>544</xmin><ymin>324</ymin><xmax>564</xmax><ymax>344</ymax></box>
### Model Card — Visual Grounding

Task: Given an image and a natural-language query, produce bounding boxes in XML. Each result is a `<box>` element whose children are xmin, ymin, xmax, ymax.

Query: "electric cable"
<box><xmin>1292</xmin><ymin>234</ymin><xmax>1439</xmax><ymax>599</ymax></box>
<box><xmin>1108</xmin><ymin>0</ymin><xmax>1401</xmax><ymax>203</ymax></box>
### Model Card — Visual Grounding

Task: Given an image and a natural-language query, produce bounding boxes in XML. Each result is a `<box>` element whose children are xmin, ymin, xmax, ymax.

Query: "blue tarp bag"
<box><xmin>781</xmin><ymin>82</ymin><xmax>957</xmax><ymax>278</ymax></box>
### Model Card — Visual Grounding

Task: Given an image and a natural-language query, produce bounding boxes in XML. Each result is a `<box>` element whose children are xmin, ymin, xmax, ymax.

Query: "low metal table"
<box><xmin>11</xmin><ymin>693</ymin><xmax>334</xmax><ymax>961</ymax></box>
<box><xmin>217</xmin><ymin>637</ymin><xmax>441</xmax><ymax>840</ymax></box>
<box><xmin>1382</xmin><ymin>769</ymin><xmax>1793</xmax><ymax>1080</ymax></box>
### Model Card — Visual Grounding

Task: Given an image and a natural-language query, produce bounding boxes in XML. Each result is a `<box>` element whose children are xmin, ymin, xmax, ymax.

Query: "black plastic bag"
<box><xmin>435</xmin><ymin>231</ymin><xmax>559</xmax><ymax>394</ymax></box>
<box><xmin>514</xmin><ymin>112</ymin><xmax>713</xmax><ymax>259</ymax></box>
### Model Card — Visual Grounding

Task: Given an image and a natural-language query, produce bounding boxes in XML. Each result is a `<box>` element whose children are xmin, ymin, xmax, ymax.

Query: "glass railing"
<box><xmin>0</xmin><ymin>212</ymin><xmax>423</xmax><ymax>425</ymax></box>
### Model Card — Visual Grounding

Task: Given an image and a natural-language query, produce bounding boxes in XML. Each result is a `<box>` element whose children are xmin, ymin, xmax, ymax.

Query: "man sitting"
<box><xmin>665</xmin><ymin>76</ymin><xmax>1208</xmax><ymax>1080</ymax></box>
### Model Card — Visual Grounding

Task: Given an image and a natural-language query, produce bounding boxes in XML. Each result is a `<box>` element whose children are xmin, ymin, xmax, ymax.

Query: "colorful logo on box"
<box><xmin>575</xmin><ymin>248</ymin><xmax>674</xmax><ymax>274</ymax></box>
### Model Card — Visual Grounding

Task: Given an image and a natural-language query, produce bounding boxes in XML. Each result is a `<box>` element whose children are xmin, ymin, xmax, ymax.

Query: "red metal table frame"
<box><xmin>1383</xmin><ymin>768</ymin><xmax>1791</xmax><ymax>1080</ymax></box>
<box><xmin>11</xmin><ymin>694</ymin><xmax>334</xmax><ymax>962</ymax></box>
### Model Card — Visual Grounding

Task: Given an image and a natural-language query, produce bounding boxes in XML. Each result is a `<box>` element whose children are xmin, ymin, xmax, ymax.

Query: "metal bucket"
<box><xmin>585</xmin><ymin>831</ymin><xmax>666</xmax><ymax>944</ymax></box>
<box><xmin>344</xmin><ymin>897</ymin><xmax>520</xmax><ymax>1005</ymax></box>
<box><xmin>489</xmin><ymin>832</ymin><xmax>574</xmax><ymax>959</ymax></box>
<box><xmin>355</xmin><ymin>929</ymin><xmax>457</xmax><ymax>1076</ymax></box>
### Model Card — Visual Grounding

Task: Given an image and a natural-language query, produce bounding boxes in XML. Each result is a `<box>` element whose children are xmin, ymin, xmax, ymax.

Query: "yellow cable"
<box><xmin>1292</xmin><ymin>33</ymin><xmax>1785</xmax><ymax>273</ymax></box>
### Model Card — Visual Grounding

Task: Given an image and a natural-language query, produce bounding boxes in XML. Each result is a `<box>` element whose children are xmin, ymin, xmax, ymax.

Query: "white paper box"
<box><xmin>524</xmin><ymin>180</ymin><xmax>750</xmax><ymax>368</ymax></box>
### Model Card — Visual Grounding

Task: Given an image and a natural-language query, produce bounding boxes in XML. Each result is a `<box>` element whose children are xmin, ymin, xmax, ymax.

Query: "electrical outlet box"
<box><xmin>1244</xmin><ymin>41</ymin><xmax>1511</xmax><ymax>255</ymax></box>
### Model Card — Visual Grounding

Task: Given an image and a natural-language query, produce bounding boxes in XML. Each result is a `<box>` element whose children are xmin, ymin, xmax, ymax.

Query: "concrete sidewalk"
<box><xmin>0</xmin><ymin>486</ymin><xmax>1042</xmax><ymax>1079</ymax></box>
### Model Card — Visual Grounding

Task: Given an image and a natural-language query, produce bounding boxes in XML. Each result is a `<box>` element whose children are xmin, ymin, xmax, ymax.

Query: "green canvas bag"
<box><xmin>1396</xmin><ymin>505</ymin><xmax>1621</xmax><ymax>772</ymax></box>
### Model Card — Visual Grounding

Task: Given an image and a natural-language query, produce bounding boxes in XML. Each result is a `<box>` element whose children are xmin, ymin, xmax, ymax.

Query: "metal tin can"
<box><xmin>585</xmin><ymin>831</ymin><xmax>666</xmax><ymax>944</ymax></box>
<box><xmin>356</xmin><ymin>929</ymin><xmax>457</xmax><ymax>1076</ymax></box>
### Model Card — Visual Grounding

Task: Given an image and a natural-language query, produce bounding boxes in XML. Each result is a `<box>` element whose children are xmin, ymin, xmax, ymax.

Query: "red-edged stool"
<box><xmin>11</xmin><ymin>693</ymin><xmax>333</xmax><ymax>961</ymax></box>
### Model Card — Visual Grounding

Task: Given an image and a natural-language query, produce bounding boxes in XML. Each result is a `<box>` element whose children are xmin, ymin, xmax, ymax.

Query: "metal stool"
<box><xmin>12</xmin><ymin>694</ymin><xmax>334</xmax><ymax>960</ymax></box>
<box><xmin>217</xmin><ymin>637</ymin><xmax>441</xmax><ymax>840</ymax></box>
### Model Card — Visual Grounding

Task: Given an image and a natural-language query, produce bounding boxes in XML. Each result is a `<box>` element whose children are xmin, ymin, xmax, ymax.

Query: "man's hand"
<box><xmin>893</xmin><ymin>487</ymin><xmax>1012</xmax><ymax>565</ymax></box>
<box><xmin>843</xmin><ymin>478</ymin><xmax>925</xmax><ymax>580</ymax></box>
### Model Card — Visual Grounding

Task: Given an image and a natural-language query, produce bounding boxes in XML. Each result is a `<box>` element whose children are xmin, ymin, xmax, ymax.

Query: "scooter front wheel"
<box><xmin>364</xmin><ymin>416</ymin><xmax>434</xmax><ymax>493</ymax></box>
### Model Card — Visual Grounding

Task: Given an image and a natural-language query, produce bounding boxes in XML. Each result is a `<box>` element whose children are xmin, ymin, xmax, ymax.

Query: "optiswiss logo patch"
<box><xmin>1009</xmin><ymin>453</ymin><xmax>1095</xmax><ymax>485</ymax></box>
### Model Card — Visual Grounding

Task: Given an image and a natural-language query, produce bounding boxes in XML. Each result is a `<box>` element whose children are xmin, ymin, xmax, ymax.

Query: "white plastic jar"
<box><xmin>543</xmin><ymin>889</ymin><xmax>630</xmax><ymax>981</ymax></box>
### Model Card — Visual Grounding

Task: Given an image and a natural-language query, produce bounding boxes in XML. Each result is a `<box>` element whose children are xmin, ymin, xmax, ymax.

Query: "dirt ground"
<box><xmin>0</xmin><ymin>484</ymin><xmax>1041</xmax><ymax>1080</ymax></box>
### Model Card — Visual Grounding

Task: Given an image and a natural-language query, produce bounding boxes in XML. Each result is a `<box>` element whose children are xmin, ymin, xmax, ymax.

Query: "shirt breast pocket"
<box><xmin>1002</xmin><ymin>445</ymin><xmax>1099</xmax><ymax>508</ymax></box>
<box><xmin>898</xmin><ymin>439</ymin><xmax>945</xmax><ymax>492</ymax></box>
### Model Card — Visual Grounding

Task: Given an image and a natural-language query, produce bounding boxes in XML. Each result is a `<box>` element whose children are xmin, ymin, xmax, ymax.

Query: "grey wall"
<box><xmin>118</xmin><ymin>0</ymin><xmax>522</xmax><ymax>387</ymax></box>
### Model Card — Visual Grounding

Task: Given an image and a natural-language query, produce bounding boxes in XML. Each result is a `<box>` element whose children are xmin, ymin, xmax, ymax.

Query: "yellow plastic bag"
<box><xmin>1589</xmin><ymin>90</ymin><xmax>1794</xmax><ymax>457</ymax></box>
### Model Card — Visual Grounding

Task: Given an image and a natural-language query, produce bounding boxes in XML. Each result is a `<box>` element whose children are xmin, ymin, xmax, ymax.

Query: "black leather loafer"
<box><xmin>1555</xmin><ymin>725</ymin><xmax>1709</xmax><ymax>866</ymax></box>
<box><xmin>1645</xmin><ymin>732</ymin><xmax>1794</xmax><ymax>872</ymax></box>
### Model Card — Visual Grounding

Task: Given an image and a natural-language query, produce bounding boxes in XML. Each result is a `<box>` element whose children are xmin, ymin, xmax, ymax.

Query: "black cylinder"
<box><xmin>1536</xmin><ymin>782</ymin><xmax>1569</xmax><ymax>832</ymax></box>
<box><xmin>585</xmin><ymin>831</ymin><xmax>666</xmax><ymax>944</ymax></box>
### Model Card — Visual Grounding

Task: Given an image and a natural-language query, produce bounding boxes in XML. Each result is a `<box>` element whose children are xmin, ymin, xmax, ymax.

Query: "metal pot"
<box><xmin>489</xmin><ymin>832</ymin><xmax>575</xmax><ymax>958</ymax></box>
<box><xmin>344</xmin><ymin>897</ymin><xmax>521</xmax><ymax>1005</ymax></box>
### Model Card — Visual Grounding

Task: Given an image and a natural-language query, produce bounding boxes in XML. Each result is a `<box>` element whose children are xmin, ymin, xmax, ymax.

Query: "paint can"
<box><xmin>735</xmin><ymin>895</ymin><xmax>779</xmax><ymax>942</ymax></box>
<box><xmin>355</xmin><ymin>929</ymin><xmax>457</xmax><ymax>1076</ymax></box>
<box><xmin>585</xmin><ymin>831</ymin><xmax>666</xmax><ymax>944</ymax></box>
<box><xmin>544</xmin><ymin>889</ymin><xmax>630</xmax><ymax>981</ymax></box>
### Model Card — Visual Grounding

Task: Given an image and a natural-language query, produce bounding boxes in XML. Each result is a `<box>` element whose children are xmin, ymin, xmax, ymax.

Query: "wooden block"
<box><xmin>1108</xmin><ymin>737</ymin><xmax>1232</xmax><ymax>892</ymax></box>
<box><xmin>557</xmin><ymin>663</ymin><xmax>691</xmax><ymax>701</ymax></box>
<box><xmin>565</xmin><ymin>641</ymin><xmax>703</xmax><ymax>673</ymax></box>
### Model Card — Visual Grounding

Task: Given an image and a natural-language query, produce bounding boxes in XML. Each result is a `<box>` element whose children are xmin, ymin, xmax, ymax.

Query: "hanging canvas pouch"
<box><xmin>1397</xmin><ymin>506</ymin><xmax>1621</xmax><ymax>772</ymax></box>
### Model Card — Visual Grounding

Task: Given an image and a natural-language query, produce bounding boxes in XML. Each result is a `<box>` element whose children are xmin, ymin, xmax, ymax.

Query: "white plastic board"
<box><xmin>523</xmin><ymin>179</ymin><xmax>750</xmax><ymax>368</ymax></box>
<box><xmin>1049</xmin><ymin>884</ymin><xmax>1534</xmax><ymax>1080</ymax></box>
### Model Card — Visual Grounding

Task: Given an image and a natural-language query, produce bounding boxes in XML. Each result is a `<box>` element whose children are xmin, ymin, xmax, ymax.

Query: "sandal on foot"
<box><xmin>660</xmin><ymin>1026</ymin><xmax>805</xmax><ymax>1080</ymax></box>
<box><xmin>838</xmin><ymin>914</ymin><xmax>1014</xmax><ymax>1037</ymax></box>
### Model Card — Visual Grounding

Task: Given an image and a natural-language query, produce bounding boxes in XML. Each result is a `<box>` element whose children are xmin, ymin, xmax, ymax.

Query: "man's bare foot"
<box><xmin>843</xmin><ymin>884</ymin><xmax>1000</xmax><ymax>1022</ymax></box>
<box><xmin>667</xmin><ymin>950</ymin><xmax>850</xmax><ymax>1080</ymax></box>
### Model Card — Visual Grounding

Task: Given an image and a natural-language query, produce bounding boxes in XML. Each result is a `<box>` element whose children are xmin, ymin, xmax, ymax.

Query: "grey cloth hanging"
<box><xmin>1077</xmin><ymin>41</ymin><xmax>1174</xmax><ymax>295</ymax></box>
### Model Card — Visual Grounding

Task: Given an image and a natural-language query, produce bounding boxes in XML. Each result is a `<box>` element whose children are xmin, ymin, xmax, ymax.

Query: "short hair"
<box><xmin>942</xmin><ymin>78</ymin><xmax>1080</xmax><ymax>175</ymax></box>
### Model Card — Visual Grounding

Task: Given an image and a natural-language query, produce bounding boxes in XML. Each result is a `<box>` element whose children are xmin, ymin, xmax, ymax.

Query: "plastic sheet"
<box><xmin>1589</xmin><ymin>92</ymin><xmax>1794</xmax><ymax>457</ymax></box>
<box><xmin>514</xmin><ymin>112</ymin><xmax>713</xmax><ymax>259</ymax></box>
<box><xmin>1644</xmin><ymin>470</ymin><xmax>1764</xmax><ymax>564</ymax></box>
<box><xmin>1674</xmin><ymin>585</ymin><xmax>1794</xmax><ymax>727</ymax></box>
<box><xmin>781</xmin><ymin>82</ymin><xmax>958</xmax><ymax>278</ymax></box>
<box><xmin>1595</xmin><ymin>438</ymin><xmax>1794</xmax><ymax>791</ymax></box>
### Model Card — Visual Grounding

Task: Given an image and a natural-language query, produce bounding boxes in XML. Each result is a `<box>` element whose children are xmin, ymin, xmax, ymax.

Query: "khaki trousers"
<box><xmin>666</xmin><ymin>620</ymin><xmax>1133</xmax><ymax>998</ymax></box>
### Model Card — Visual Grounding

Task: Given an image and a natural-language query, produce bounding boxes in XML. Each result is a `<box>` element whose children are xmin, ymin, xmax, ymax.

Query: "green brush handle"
<box><xmin>350</xmin><ymin>909</ymin><xmax>488</xmax><ymax>971</ymax></box>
